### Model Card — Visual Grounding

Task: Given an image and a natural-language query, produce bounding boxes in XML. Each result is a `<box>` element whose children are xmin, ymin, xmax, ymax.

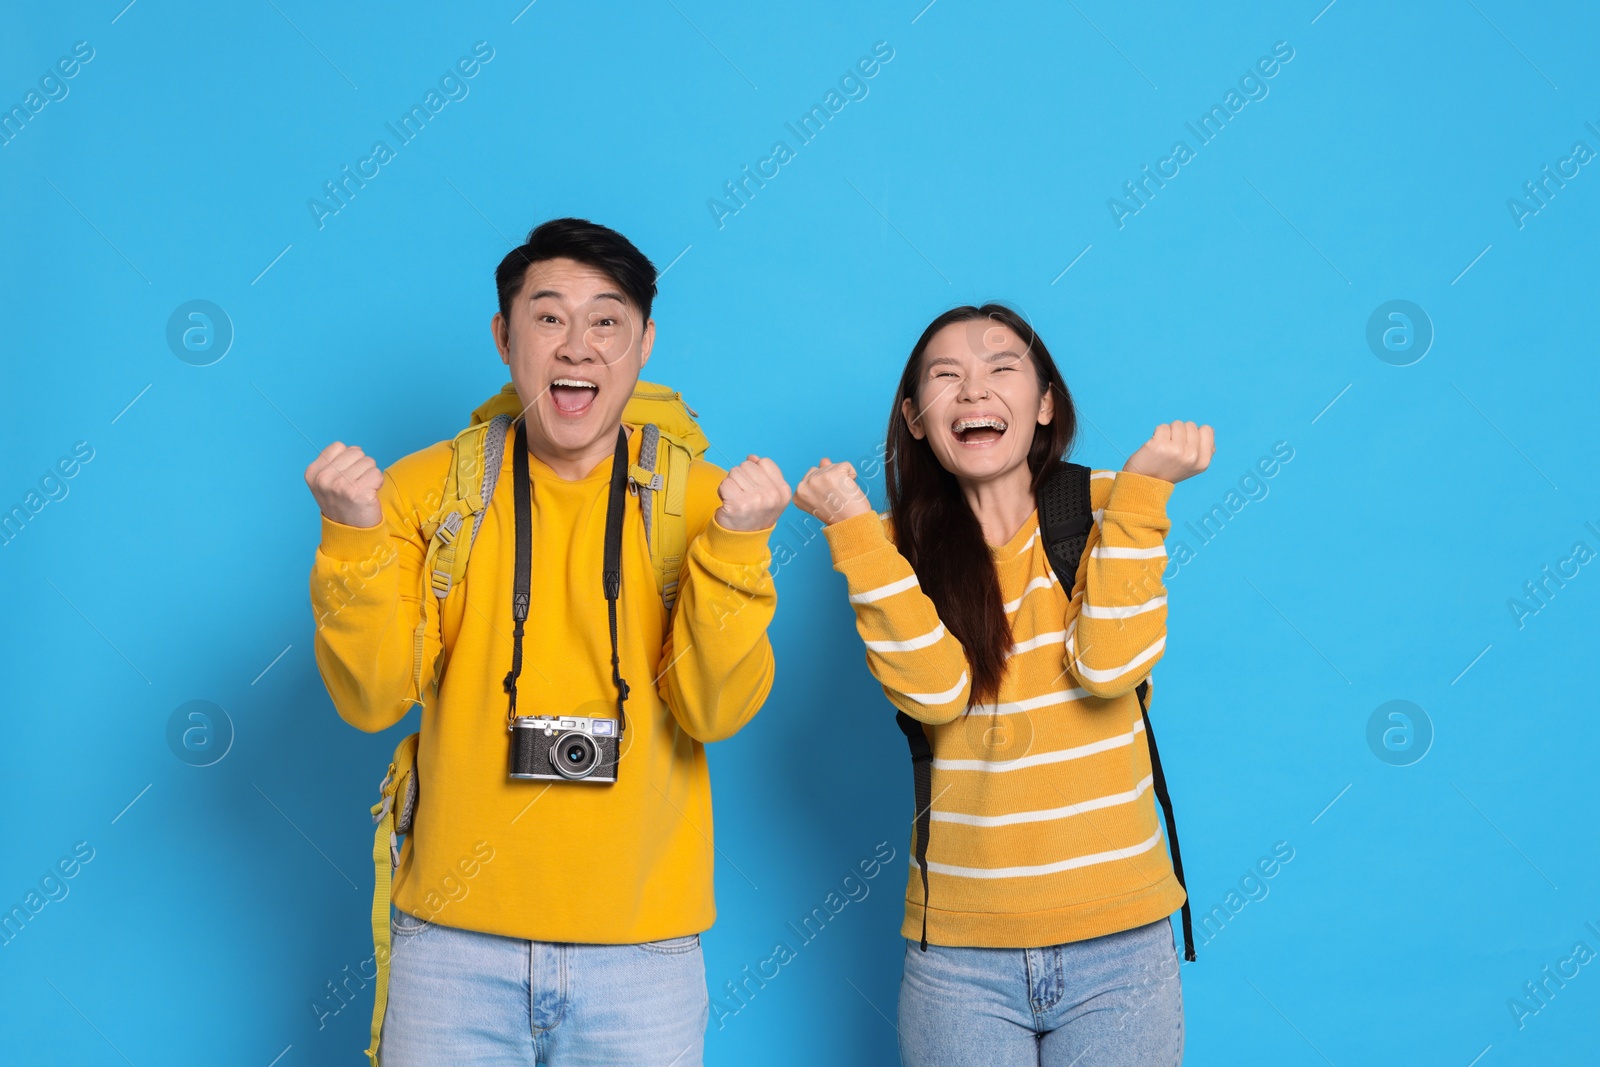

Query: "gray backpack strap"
<box><xmin>634</xmin><ymin>422</ymin><xmax>663</xmax><ymax>552</ymax></box>
<box><xmin>394</xmin><ymin>768</ymin><xmax>418</xmax><ymax>838</ymax></box>
<box><xmin>473</xmin><ymin>414</ymin><xmax>513</xmax><ymax>542</ymax></box>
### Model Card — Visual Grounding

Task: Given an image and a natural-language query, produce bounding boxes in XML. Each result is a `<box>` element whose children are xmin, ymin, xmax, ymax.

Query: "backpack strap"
<box><xmin>1134</xmin><ymin>679</ymin><xmax>1195</xmax><ymax>961</ymax></box>
<box><xmin>411</xmin><ymin>414</ymin><xmax>513</xmax><ymax>701</ymax></box>
<box><xmin>655</xmin><ymin>436</ymin><xmax>692</xmax><ymax>612</ymax></box>
<box><xmin>628</xmin><ymin>423</ymin><xmax>671</xmax><ymax>604</ymax></box>
<box><xmin>1039</xmin><ymin>465</ymin><xmax>1196</xmax><ymax>962</ymax></box>
<box><xmin>622</xmin><ymin>382</ymin><xmax>707</xmax><ymax>614</ymax></box>
<box><xmin>1038</xmin><ymin>462</ymin><xmax>1096</xmax><ymax>570</ymax></box>
<box><xmin>895</xmin><ymin>710</ymin><xmax>935</xmax><ymax>952</ymax></box>
<box><xmin>365</xmin><ymin>730</ymin><xmax>419</xmax><ymax>1067</ymax></box>
<box><xmin>630</xmin><ymin>422</ymin><xmax>663</xmax><ymax>550</ymax></box>
<box><xmin>627</xmin><ymin>425</ymin><xmax>696</xmax><ymax>614</ymax></box>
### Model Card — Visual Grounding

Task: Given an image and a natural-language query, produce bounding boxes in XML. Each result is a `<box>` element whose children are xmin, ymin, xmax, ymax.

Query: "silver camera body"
<box><xmin>508</xmin><ymin>714</ymin><xmax>619</xmax><ymax>784</ymax></box>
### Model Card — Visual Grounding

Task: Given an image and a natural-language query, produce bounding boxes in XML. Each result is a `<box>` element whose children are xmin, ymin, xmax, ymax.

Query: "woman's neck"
<box><xmin>957</xmin><ymin>462</ymin><xmax>1036</xmax><ymax>547</ymax></box>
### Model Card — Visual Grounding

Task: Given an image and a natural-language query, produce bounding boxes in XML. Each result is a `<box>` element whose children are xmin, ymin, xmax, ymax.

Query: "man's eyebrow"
<box><xmin>527</xmin><ymin>289</ymin><xmax>627</xmax><ymax>306</ymax></box>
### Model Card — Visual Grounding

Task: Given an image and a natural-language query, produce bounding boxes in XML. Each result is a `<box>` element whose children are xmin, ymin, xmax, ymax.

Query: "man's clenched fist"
<box><xmin>714</xmin><ymin>455</ymin><xmax>792</xmax><ymax>533</ymax></box>
<box><xmin>306</xmin><ymin>442</ymin><xmax>385</xmax><ymax>529</ymax></box>
<box><xmin>1122</xmin><ymin>421</ymin><xmax>1216</xmax><ymax>485</ymax></box>
<box><xmin>794</xmin><ymin>458</ymin><xmax>873</xmax><ymax>526</ymax></box>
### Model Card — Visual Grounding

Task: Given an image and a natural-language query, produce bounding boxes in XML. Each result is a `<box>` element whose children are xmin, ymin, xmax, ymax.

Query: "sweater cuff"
<box><xmin>319</xmin><ymin>515</ymin><xmax>388</xmax><ymax>563</ymax></box>
<box><xmin>1105</xmin><ymin>470</ymin><xmax>1175</xmax><ymax>521</ymax></box>
<box><xmin>821</xmin><ymin>509</ymin><xmax>890</xmax><ymax>563</ymax></box>
<box><xmin>700</xmin><ymin>514</ymin><xmax>774</xmax><ymax>566</ymax></box>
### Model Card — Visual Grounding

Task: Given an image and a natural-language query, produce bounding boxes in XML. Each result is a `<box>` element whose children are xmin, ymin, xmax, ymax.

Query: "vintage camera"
<box><xmin>509</xmin><ymin>715</ymin><xmax>619</xmax><ymax>783</ymax></box>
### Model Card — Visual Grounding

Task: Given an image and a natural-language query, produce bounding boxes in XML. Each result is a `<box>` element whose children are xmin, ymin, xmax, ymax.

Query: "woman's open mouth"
<box><xmin>951</xmin><ymin>415</ymin><xmax>1008</xmax><ymax>447</ymax></box>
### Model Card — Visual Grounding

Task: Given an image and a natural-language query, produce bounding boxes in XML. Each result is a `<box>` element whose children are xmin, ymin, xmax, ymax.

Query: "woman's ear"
<box><xmin>901</xmin><ymin>396</ymin><xmax>926</xmax><ymax>440</ymax></box>
<box><xmin>1037</xmin><ymin>383</ymin><xmax>1055</xmax><ymax>425</ymax></box>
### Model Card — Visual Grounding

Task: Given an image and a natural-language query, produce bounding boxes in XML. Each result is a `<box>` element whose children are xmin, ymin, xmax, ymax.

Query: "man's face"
<box><xmin>491</xmin><ymin>256</ymin><xmax>654</xmax><ymax>459</ymax></box>
<box><xmin>901</xmin><ymin>318</ymin><xmax>1052</xmax><ymax>484</ymax></box>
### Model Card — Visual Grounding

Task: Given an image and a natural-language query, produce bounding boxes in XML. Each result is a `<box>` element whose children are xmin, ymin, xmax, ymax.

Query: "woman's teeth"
<box><xmin>953</xmin><ymin>416</ymin><xmax>1007</xmax><ymax>444</ymax></box>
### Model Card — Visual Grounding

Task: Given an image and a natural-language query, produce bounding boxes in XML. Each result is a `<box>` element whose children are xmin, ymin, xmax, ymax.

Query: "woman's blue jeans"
<box><xmin>379</xmin><ymin>905</ymin><xmax>709</xmax><ymax>1066</ymax></box>
<box><xmin>897</xmin><ymin>918</ymin><xmax>1184</xmax><ymax>1066</ymax></box>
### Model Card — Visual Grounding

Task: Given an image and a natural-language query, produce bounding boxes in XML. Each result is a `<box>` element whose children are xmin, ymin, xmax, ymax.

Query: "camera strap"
<box><xmin>503</xmin><ymin>416</ymin><xmax>632</xmax><ymax>733</ymax></box>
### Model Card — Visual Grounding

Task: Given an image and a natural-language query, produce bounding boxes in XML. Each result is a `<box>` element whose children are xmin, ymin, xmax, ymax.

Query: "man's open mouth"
<box><xmin>952</xmin><ymin>415</ymin><xmax>1008</xmax><ymax>445</ymax></box>
<box><xmin>550</xmin><ymin>377</ymin><xmax>598</xmax><ymax>416</ymax></box>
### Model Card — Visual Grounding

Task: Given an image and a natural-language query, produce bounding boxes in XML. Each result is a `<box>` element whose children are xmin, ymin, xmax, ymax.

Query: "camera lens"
<box><xmin>549</xmin><ymin>731</ymin><xmax>599</xmax><ymax>779</ymax></box>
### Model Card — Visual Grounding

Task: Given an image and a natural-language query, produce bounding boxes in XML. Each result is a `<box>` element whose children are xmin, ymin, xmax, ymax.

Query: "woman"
<box><xmin>794</xmin><ymin>304</ymin><xmax>1213</xmax><ymax>1066</ymax></box>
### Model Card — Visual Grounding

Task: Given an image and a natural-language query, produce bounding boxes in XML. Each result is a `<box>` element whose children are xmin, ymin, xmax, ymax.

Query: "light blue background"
<box><xmin>3</xmin><ymin>1</ymin><xmax>1597</xmax><ymax>1064</ymax></box>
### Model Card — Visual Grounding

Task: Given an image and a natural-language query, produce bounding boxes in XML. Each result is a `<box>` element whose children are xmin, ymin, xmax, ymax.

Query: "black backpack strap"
<box><xmin>1038</xmin><ymin>462</ymin><xmax>1095</xmax><ymax>582</ymax></box>
<box><xmin>1136</xmin><ymin>678</ymin><xmax>1195</xmax><ymax>961</ymax></box>
<box><xmin>895</xmin><ymin>710</ymin><xmax>934</xmax><ymax>952</ymax></box>
<box><xmin>1039</xmin><ymin>466</ymin><xmax>1196</xmax><ymax>962</ymax></box>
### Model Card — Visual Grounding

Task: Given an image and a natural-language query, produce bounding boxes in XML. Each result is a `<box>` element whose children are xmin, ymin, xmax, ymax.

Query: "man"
<box><xmin>305</xmin><ymin>218</ymin><xmax>791</xmax><ymax>1065</ymax></box>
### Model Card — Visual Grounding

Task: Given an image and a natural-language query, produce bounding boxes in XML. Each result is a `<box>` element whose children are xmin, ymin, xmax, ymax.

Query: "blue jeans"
<box><xmin>380</xmin><ymin>905</ymin><xmax>709</xmax><ymax>1066</ymax></box>
<box><xmin>897</xmin><ymin>919</ymin><xmax>1184</xmax><ymax>1067</ymax></box>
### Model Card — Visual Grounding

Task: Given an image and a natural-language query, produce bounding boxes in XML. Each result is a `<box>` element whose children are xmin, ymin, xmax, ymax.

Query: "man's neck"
<box><xmin>527</xmin><ymin>423</ymin><xmax>631</xmax><ymax>482</ymax></box>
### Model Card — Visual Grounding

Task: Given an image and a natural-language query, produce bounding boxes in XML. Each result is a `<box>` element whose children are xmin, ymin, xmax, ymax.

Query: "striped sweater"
<box><xmin>821</xmin><ymin>468</ymin><xmax>1185</xmax><ymax>948</ymax></box>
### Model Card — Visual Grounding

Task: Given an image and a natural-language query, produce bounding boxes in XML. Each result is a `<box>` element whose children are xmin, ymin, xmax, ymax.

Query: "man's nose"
<box><xmin>556</xmin><ymin>320</ymin><xmax>595</xmax><ymax>360</ymax></box>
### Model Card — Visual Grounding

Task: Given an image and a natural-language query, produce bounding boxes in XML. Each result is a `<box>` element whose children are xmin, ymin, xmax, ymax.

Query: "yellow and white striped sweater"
<box><xmin>822</xmin><ymin>468</ymin><xmax>1186</xmax><ymax>948</ymax></box>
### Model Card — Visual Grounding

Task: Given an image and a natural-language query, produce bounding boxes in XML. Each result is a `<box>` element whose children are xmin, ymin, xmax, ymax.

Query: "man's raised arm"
<box><xmin>306</xmin><ymin>441</ymin><xmax>438</xmax><ymax>733</ymax></box>
<box><xmin>657</xmin><ymin>454</ymin><xmax>790</xmax><ymax>743</ymax></box>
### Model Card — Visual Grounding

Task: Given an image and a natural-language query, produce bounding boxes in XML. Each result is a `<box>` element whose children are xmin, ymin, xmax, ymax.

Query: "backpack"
<box><xmin>362</xmin><ymin>379</ymin><xmax>709</xmax><ymax>1067</ymax></box>
<box><xmin>895</xmin><ymin>462</ymin><xmax>1196</xmax><ymax>963</ymax></box>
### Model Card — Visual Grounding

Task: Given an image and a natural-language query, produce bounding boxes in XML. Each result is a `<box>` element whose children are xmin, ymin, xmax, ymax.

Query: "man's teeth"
<box><xmin>552</xmin><ymin>378</ymin><xmax>597</xmax><ymax>390</ymax></box>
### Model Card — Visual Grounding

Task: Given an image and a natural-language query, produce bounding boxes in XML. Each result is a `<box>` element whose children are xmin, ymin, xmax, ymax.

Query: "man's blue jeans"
<box><xmin>897</xmin><ymin>918</ymin><xmax>1184</xmax><ymax>1066</ymax></box>
<box><xmin>379</xmin><ymin>905</ymin><xmax>709</xmax><ymax>1066</ymax></box>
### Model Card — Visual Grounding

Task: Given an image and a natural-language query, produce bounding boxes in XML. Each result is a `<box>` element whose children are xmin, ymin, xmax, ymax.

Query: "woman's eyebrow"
<box><xmin>926</xmin><ymin>350</ymin><xmax>1022</xmax><ymax>368</ymax></box>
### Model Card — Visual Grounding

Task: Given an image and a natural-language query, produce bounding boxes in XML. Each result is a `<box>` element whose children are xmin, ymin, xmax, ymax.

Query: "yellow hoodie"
<box><xmin>310</xmin><ymin>420</ymin><xmax>776</xmax><ymax>943</ymax></box>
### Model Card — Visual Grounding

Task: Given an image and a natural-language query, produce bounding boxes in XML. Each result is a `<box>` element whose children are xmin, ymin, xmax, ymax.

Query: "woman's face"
<box><xmin>901</xmin><ymin>319</ymin><xmax>1054</xmax><ymax>484</ymax></box>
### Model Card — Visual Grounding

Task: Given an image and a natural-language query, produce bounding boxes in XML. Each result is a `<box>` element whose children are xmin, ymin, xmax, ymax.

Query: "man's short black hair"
<box><xmin>495</xmin><ymin>217</ymin><xmax>658</xmax><ymax>325</ymax></box>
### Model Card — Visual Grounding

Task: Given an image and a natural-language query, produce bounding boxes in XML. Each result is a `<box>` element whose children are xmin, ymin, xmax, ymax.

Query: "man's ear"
<box><xmin>900</xmin><ymin>396</ymin><xmax>926</xmax><ymax>440</ymax></box>
<box><xmin>491</xmin><ymin>312</ymin><xmax>510</xmax><ymax>365</ymax></box>
<box><xmin>639</xmin><ymin>318</ymin><xmax>655</xmax><ymax>369</ymax></box>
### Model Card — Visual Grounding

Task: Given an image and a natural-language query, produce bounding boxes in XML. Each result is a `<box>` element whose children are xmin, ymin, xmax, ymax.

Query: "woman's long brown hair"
<box><xmin>885</xmin><ymin>304</ymin><xmax>1078</xmax><ymax>708</ymax></box>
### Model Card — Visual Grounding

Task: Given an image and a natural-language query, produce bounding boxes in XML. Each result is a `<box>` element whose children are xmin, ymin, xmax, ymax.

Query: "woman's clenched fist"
<box><xmin>305</xmin><ymin>442</ymin><xmax>385</xmax><ymax>529</ymax></box>
<box><xmin>794</xmin><ymin>458</ymin><xmax>873</xmax><ymax>526</ymax></box>
<box><xmin>1122</xmin><ymin>421</ymin><xmax>1215</xmax><ymax>485</ymax></box>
